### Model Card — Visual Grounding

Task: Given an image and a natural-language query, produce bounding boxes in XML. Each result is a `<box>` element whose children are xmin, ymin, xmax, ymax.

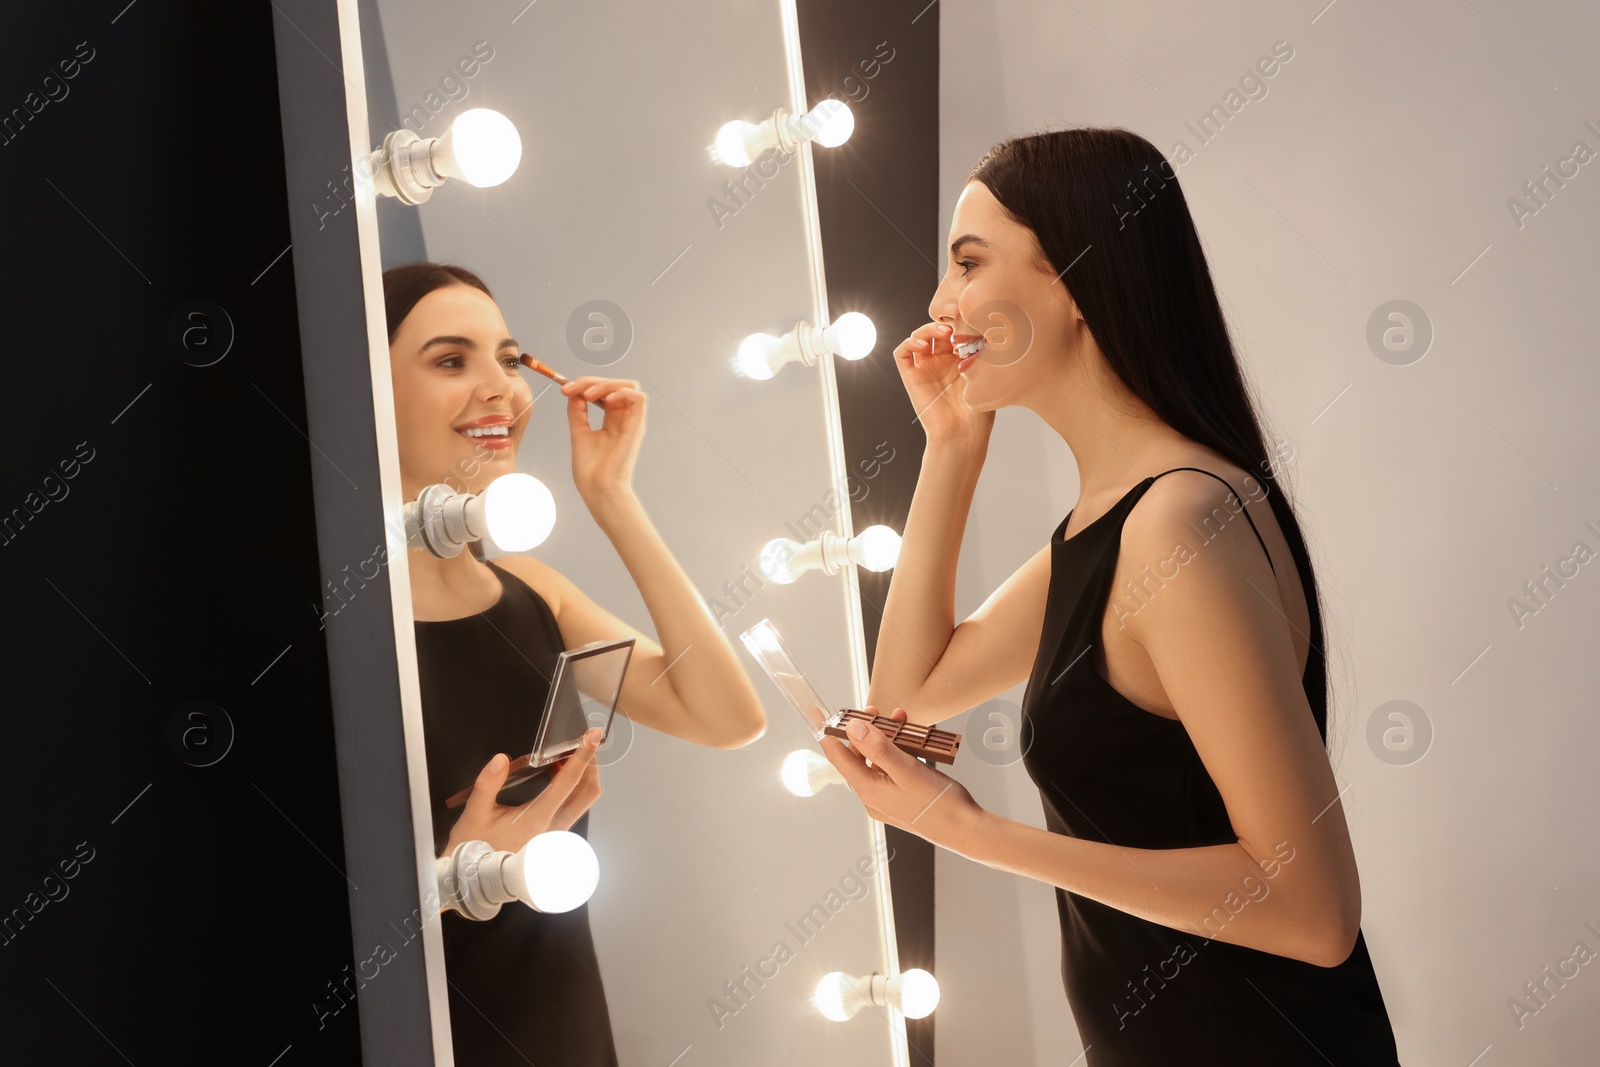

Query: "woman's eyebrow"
<box><xmin>950</xmin><ymin>234</ymin><xmax>990</xmax><ymax>257</ymax></box>
<box><xmin>418</xmin><ymin>335</ymin><xmax>520</xmax><ymax>354</ymax></box>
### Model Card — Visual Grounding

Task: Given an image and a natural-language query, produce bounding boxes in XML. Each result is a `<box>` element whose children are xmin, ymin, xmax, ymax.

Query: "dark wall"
<box><xmin>797</xmin><ymin>2</ymin><xmax>941</xmax><ymax>1062</ymax></box>
<box><xmin>0</xmin><ymin>3</ymin><xmax>360</xmax><ymax>1062</ymax></box>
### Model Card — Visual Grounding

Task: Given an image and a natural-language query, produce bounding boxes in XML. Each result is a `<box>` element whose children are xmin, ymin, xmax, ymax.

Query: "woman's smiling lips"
<box><xmin>952</xmin><ymin>334</ymin><xmax>986</xmax><ymax>372</ymax></box>
<box><xmin>455</xmin><ymin>414</ymin><xmax>516</xmax><ymax>450</ymax></box>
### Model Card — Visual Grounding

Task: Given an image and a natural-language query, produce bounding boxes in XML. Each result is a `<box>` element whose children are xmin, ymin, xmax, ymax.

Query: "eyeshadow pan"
<box><xmin>822</xmin><ymin>708</ymin><xmax>962</xmax><ymax>765</ymax></box>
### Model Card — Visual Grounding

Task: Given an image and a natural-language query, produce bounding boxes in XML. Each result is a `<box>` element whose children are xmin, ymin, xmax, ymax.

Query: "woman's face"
<box><xmin>389</xmin><ymin>283</ymin><xmax>533</xmax><ymax>502</ymax></box>
<box><xmin>927</xmin><ymin>180</ymin><xmax>1081</xmax><ymax>412</ymax></box>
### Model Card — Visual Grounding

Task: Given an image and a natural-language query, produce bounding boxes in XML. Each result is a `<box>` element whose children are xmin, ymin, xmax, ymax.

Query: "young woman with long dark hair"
<box><xmin>820</xmin><ymin>128</ymin><xmax>1401</xmax><ymax>1064</ymax></box>
<box><xmin>385</xmin><ymin>261</ymin><xmax>766</xmax><ymax>1066</ymax></box>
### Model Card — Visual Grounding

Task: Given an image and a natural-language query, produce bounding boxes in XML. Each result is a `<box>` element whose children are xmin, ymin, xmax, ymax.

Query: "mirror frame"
<box><xmin>278</xmin><ymin>0</ymin><xmax>911</xmax><ymax>1060</ymax></box>
<box><xmin>274</xmin><ymin>0</ymin><xmax>453</xmax><ymax>1060</ymax></box>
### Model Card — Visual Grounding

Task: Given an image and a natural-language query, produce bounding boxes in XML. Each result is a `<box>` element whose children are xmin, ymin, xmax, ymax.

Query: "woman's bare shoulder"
<box><xmin>487</xmin><ymin>553</ymin><xmax>571</xmax><ymax>615</ymax></box>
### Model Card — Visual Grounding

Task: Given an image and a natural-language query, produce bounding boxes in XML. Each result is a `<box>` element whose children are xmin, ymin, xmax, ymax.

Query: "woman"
<box><xmin>819</xmin><ymin>129</ymin><xmax>1401</xmax><ymax>1064</ymax></box>
<box><xmin>385</xmin><ymin>261</ymin><xmax>766</xmax><ymax>1066</ymax></box>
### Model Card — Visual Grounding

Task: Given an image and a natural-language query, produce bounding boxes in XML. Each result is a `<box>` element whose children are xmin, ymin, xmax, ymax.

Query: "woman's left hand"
<box><xmin>818</xmin><ymin>705</ymin><xmax>987</xmax><ymax>855</ymax></box>
<box><xmin>561</xmin><ymin>376</ymin><xmax>647</xmax><ymax>506</ymax></box>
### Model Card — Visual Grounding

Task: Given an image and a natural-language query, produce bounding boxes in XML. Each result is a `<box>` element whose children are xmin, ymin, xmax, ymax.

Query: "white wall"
<box><xmin>936</xmin><ymin>1</ymin><xmax>1600</xmax><ymax>1063</ymax></box>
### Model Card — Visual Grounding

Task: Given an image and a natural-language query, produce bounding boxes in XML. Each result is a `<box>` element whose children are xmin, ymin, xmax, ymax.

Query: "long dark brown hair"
<box><xmin>969</xmin><ymin>128</ymin><xmax>1336</xmax><ymax>749</ymax></box>
<box><xmin>382</xmin><ymin>260</ymin><xmax>498</xmax><ymax>562</ymax></box>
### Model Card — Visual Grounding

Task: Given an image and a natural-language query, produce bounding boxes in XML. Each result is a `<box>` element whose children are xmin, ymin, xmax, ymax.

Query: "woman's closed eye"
<box><xmin>957</xmin><ymin>260</ymin><xmax>977</xmax><ymax>276</ymax></box>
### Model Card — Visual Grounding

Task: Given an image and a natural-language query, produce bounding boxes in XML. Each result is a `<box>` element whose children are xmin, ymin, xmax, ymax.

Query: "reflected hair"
<box><xmin>381</xmin><ymin>260</ymin><xmax>493</xmax><ymax>344</ymax></box>
<box><xmin>967</xmin><ymin>127</ymin><xmax>1333</xmax><ymax>748</ymax></box>
<box><xmin>382</xmin><ymin>260</ymin><xmax>499</xmax><ymax>563</ymax></box>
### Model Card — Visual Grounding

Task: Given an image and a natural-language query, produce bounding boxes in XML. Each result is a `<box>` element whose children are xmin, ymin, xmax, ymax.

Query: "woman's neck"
<box><xmin>1027</xmin><ymin>353</ymin><xmax>1197</xmax><ymax>502</ymax></box>
<box><xmin>407</xmin><ymin>546</ymin><xmax>490</xmax><ymax>600</ymax></box>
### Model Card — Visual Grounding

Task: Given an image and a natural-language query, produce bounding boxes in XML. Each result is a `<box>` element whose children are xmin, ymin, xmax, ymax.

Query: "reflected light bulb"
<box><xmin>477</xmin><ymin>473</ymin><xmax>556</xmax><ymax>552</ymax></box>
<box><xmin>822</xmin><ymin>311</ymin><xmax>876</xmax><ymax>360</ymax></box>
<box><xmin>813</xmin><ymin>972</ymin><xmax>859</xmax><ymax>1022</ymax></box>
<box><xmin>780</xmin><ymin>749</ymin><xmax>845</xmax><ymax>797</ymax></box>
<box><xmin>737</xmin><ymin>314</ymin><xmax>877</xmax><ymax>382</ymax></box>
<box><xmin>715</xmin><ymin>119</ymin><xmax>762</xmax><ymax>168</ymax></box>
<box><xmin>813</xmin><ymin>969</ymin><xmax>941</xmax><ymax>1022</ymax></box>
<box><xmin>736</xmin><ymin>332</ymin><xmax>788</xmax><ymax>381</ymax></box>
<box><xmin>851</xmin><ymin>525</ymin><xmax>901</xmax><ymax>572</ymax></box>
<box><xmin>509</xmin><ymin>831</ymin><xmax>599</xmax><ymax>913</ymax></box>
<box><xmin>435</xmin><ymin>108</ymin><xmax>523</xmax><ymax>187</ymax></box>
<box><xmin>759</xmin><ymin>537</ymin><xmax>806</xmax><ymax>584</ymax></box>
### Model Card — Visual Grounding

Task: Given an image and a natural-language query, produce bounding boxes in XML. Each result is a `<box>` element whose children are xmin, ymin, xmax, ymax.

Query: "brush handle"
<box><xmin>519</xmin><ymin>353</ymin><xmax>573</xmax><ymax>385</ymax></box>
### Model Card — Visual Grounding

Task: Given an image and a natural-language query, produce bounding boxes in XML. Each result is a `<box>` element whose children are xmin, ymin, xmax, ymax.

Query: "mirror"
<box><xmin>354</xmin><ymin>1</ymin><xmax>905</xmax><ymax>1063</ymax></box>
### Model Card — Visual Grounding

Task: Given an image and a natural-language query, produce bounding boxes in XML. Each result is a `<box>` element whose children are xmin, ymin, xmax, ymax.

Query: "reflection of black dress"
<box><xmin>414</xmin><ymin>559</ymin><xmax>619</xmax><ymax>1067</ymax></box>
<box><xmin>1020</xmin><ymin>468</ymin><xmax>1400</xmax><ymax>1065</ymax></box>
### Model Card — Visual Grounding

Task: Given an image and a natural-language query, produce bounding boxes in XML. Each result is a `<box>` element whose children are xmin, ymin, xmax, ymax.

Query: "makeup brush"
<box><xmin>519</xmin><ymin>353</ymin><xmax>572</xmax><ymax>385</ymax></box>
<box><xmin>520</xmin><ymin>353</ymin><xmax>605</xmax><ymax>407</ymax></box>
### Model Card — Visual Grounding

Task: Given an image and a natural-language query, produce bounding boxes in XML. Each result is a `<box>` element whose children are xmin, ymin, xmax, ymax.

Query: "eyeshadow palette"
<box><xmin>822</xmin><ymin>708</ymin><xmax>961</xmax><ymax>765</ymax></box>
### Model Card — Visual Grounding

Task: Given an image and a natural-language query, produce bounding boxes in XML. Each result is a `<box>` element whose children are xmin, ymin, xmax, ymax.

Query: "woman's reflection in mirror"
<box><xmin>385</xmin><ymin>261</ymin><xmax>766</xmax><ymax>1066</ymax></box>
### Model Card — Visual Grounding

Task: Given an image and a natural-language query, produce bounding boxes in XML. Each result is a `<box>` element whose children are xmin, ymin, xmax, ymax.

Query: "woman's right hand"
<box><xmin>892</xmin><ymin>322</ymin><xmax>996</xmax><ymax>446</ymax></box>
<box><xmin>441</xmin><ymin>728</ymin><xmax>604</xmax><ymax>857</ymax></box>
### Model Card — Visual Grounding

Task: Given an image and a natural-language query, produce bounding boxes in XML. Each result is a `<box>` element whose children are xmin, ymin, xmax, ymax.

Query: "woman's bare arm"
<box><xmin>867</xmin><ymin>438</ymin><xmax>1053</xmax><ymax>725</ymax></box>
<box><xmin>867</xmin><ymin>439</ymin><xmax>986</xmax><ymax>712</ymax></box>
<box><xmin>497</xmin><ymin>491</ymin><xmax>765</xmax><ymax>749</ymax></box>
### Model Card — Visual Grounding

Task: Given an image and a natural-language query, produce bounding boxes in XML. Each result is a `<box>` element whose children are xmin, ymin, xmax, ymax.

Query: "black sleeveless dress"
<box><xmin>1019</xmin><ymin>467</ymin><xmax>1400</xmax><ymax>1065</ymax></box>
<box><xmin>414</xmin><ymin>559</ymin><xmax>619</xmax><ymax>1067</ymax></box>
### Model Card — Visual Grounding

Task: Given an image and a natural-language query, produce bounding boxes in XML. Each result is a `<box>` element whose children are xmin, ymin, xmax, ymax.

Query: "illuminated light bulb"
<box><xmin>758</xmin><ymin>537</ymin><xmax>806</xmax><ymax>584</ymax></box>
<box><xmin>736</xmin><ymin>332</ymin><xmax>789</xmax><ymax>381</ymax></box>
<box><xmin>433</xmin><ymin>108</ymin><xmax>522</xmax><ymax>187</ymax></box>
<box><xmin>470</xmin><ymin>472</ymin><xmax>555</xmax><ymax>552</ymax></box>
<box><xmin>405</xmin><ymin>473</ymin><xmax>556</xmax><ymax>558</ymax></box>
<box><xmin>798</xmin><ymin>98</ymin><xmax>855</xmax><ymax>147</ymax></box>
<box><xmin>714</xmin><ymin>119</ymin><xmax>764</xmax><ymax>168</ymax></box>
<box><xmin>367</xmin><ymin>107</ymin><xmax>523</xmax><ymax>205</ymax></box>
<box><xmin>814</xmin><ymin>971</ymin><xmax>862</xmax><ymax>1021</ymax></box>
<box><xmin>758</xmin><ymin>525</ymin><xmax>901</xmax><ymax>584</ymax></box>
<box><xmin>851</xmin><ymin>525</ymin><xmax>901</xmax><ymax>572</ymax></box>
<box><xmin>780</xmin><ymin>749</ymin><xmax>846</xmax><ymax>797</ymax></box>
<box><xmin>734</xmin><ymin>313</ymin><xmax>878</xmax><ymax>381</ymax></box>
<box><xmin>894</xmin><ymin>969</ymin><xmax>941</xmax><ymax>1019</ymax></box>
<box><xmin>813</xmin><ymin>969</ymin><xmax>941</xmax><ymax>1021</ymax></box>
<box><xmin>435</xmin><ymin>832</ymin><xmax>600</xmax><ymax>921</ymax></box>
<box><xmin>505</xmin><ymin>831</ymin><xmax>600</xmax><ymax>914</ymax></box>
<box><xmin>713</xmin><ymin>100</ymin><xmax>856</xmax><ymax>167</ymax></box>
<box><xmin>821</xmin><ymin>311</ymin><xmax>876</xmax><ymax>361</ymax></box>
